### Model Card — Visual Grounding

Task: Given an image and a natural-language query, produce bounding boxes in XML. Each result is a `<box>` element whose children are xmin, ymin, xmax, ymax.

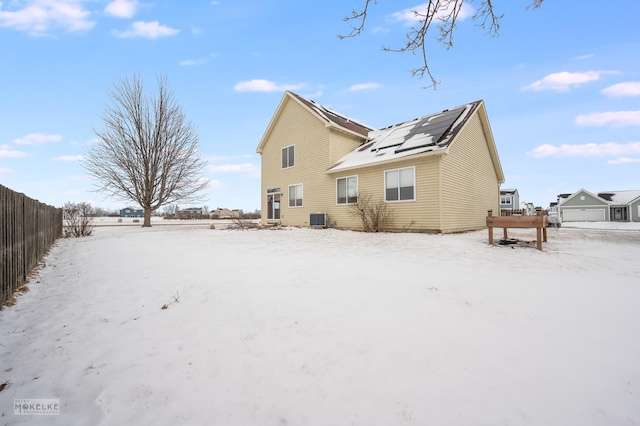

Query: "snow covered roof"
<box><xmin>596</xmin><ymin>190</ymin><xmax>640</xmax><ymax>205</ymax></box>
<box><xmin>326</xmin><ymin>100</ymin><xmax>482</xmax><ymax>173</ymax></box>
<box><xmin>558</xmin><ymin>189</ymin><xmax>640</xmax><ymax>206</ymax></box>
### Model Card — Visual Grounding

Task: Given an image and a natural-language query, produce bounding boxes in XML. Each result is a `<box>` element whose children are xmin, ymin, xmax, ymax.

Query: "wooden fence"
<box><xmin>1</xmin><ymin>184</ymin><xmax>63</xmax><ymax>306</ymax></box>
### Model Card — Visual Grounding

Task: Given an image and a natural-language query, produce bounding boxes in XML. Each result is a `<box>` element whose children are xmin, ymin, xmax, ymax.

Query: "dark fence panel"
<box><xmin>0</xmin><ymin>184</ymin><xmax>62</xmax><ymax>306</ymax></box>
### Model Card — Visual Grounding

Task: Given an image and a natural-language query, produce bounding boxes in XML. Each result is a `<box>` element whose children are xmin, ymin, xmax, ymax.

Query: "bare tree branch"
<box><xmin>339</xmin><ymin>0</ymin><xmax>544</xmax><ymax>88</ymax></box>
<box><xmin>85</xmin><ymin>74</ymin><xmax>208</xmax><ymax>227</ymax></box>
<box><xmin>337</xmin><ymin>0</ymin><xmax>377</xmax><ymax>39</ymax></box>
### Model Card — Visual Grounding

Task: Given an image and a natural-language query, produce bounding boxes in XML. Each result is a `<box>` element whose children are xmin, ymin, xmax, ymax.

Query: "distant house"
<box><xmin>500</xmin><ymin>189</ymin><xmax>519</xmax><ymax>212</ymax></box>
<box><xmin>210</xmin><ymin>208</ymin><xmax>240</xmax><ymax>219</ymax></box>
<box><xmin>256</xmin><ymin>91</ymin><xmax>505</xmax><ymax>233</ymax></box>
<box><xmin>557</xmin><ymin>189</ymin><xmax>640</xmax><ymax>222</ymax></box>
<box><xmin>519</xmin><ymin>202</ymin><xmax>535</xmax><ymax>216</ymax></box>
<box><xmin>176</xmin><ymin>207</ymin><xmax>204</xmax><ymax>219</ymax></box>
<box><xmin>120</xmin><ymin>207</ymin><xmax>144</xmax><ymax>217</ymax></box>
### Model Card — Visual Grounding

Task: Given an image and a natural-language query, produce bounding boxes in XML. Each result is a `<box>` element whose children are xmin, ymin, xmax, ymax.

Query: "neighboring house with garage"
<box><xmin>557</xmin><ymin>189</ymin><xmax>640</xmax><ymax>222</ymax></box>
<box><xmin>256</xmin><ymin>91</ymin><xmax>505</xmax><ymax>233</ymax></box>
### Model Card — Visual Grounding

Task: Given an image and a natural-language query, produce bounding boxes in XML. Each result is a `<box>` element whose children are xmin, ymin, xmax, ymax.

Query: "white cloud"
<box><xmin>347</xmin><ymin>82</ymin><xmax>381</xmax><ymax>92</ymax></box>
<box><xmin>601</xmin><ymin>81</ymin><xmax>640</xmax><ymax>98</ymax></box>
<box><xmin>205</xmin><ymin>154</ymin><xmax>253</xmax><ymax>162</ymax></box>
<box><xmin>607</xmin><ymin>157</ymin><xmax>640</xmax><ymax>165</ymax></box>
<box><xmin>54</xmin><ymin>154</ymin><xmax>84</xmax><ymax>161</ymax></box>
<box><xmin>179</xmin><ymin>53</ymin><xmax>217</xmax><ymax>66</ymax></box>
<box><xmin>13</xmin><ymin>132</ymin><xmax>62</xmax><ymax>145</ymax></box>
<box><xmin>0</xmin><ymin>0</ymin><xmax>95</xmax><ymax>35</ymax></box>
<box><xmin>527</xmin><ymin>142</ymin><xmax>640</xmax><ymax>158</ymax></box>
<box><xmin>0</xmin><ymin>145</ymin><xmax>30</xmax><ymax>158</ymax></box>
<box><xmin>522</xmin><ymin>71</ymin><xmax>617</xmax><ymax>92</ymax></box>
<box><xmin>113</xmin><ymin>21</ymin><xmax>179</xmax><ymax>39</ymax></box>
<box><xmin>574</xmin><ymin>54</ymin><xmax>595</xmax><ymax>60</ymax></box>
<box><xmin>208</xmin><ymin>163</ymin><xmax>260</xmax><ymax>178</ymax></box>
<box><xmin>234</xmin><ymin>79</ymin><xmax>306</xmax><ymax>92</ymax></box>
<box><xmin>392</xmin><ymin>2</ymin><xmax>474</xmax><ymax>26</ymax></box>
<box><xmin>575</xmin><ymin>111</ymin><xmax>640</xmax><ymax>127</ymax></box>
<box><xmin>208</xmin><ymin>179</ymin><xmax>223</xmax><ymax>189</ymax></box>
<box><xmin>104</xmin><ymin>0</ymin><xmax>137</xmax><ymax>19</ymax></box>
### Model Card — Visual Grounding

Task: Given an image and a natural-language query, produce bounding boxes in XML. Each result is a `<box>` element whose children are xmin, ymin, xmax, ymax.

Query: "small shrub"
<box><xmin>63</xmin><ymin>201</ymin><xmax>95</xmax><ymax>237</ymax></box>
<box><xmin>349</xmin><ymin>191</ymin><xmax>393</xmax><ymax>232</ymax></box>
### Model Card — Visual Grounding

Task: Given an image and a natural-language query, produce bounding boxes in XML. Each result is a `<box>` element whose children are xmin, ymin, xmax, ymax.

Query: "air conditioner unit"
<box><xmin>309</xmin><ymin>212</ymin><xmax>328</xmax><ymax>228</ymax></box>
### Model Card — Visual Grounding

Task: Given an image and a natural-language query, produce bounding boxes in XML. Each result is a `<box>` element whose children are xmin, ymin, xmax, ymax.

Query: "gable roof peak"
<box><xmin>286</xmin><ymin>91</ymin><xmax>374</xmax><ymax>138</ymax></box>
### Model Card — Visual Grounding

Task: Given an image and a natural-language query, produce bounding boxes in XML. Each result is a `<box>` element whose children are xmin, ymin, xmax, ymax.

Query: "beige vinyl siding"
<box><xmin>329</xmin><ymin>131</ymin><xmax>364</xmax><ymax>166</ymax></box>
<box><xmin>261</xmin><ymin>98</ymin><xmax>360</xmax><ymax>226</ymax></box>
<box><xmin>439</xmin><ymin>113</ymin><xmax>500</xmax><ymax>232</ymax></box>
<box><xmin>327</xmin><ymin>155</ymin><xmax>442</xmax><ymax>231</ymax></box>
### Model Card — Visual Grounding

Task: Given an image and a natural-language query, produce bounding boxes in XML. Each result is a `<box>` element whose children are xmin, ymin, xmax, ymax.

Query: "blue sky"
<box><xmin>1</xmin><ymin>0</ymin><xmax>639</xmax><ymax>212</ymax></box>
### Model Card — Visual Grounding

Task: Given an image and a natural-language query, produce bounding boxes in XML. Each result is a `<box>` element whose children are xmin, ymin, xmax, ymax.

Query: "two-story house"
<box><xmin>499</xmin><ymin>189</ymin><xmax>519</xmax><ymax>212</ymax></box>
<box><xmin>256</xmin><ymin>91</ymin><xmax>505</xmax><ymax>233</ymax></box>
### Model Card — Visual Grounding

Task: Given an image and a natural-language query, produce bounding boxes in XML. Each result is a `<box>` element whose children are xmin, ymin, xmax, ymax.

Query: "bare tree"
<box><xmin>349</xmin><ymin>191</ymin><xmax>393</xmax><ymax>232</ymax></box>
<box><xmin>84</xmin><ymin>74</ymin><xmax>208</xmax><ymax>227</ymax></box>
<box><xmin>339</xmin><ymin>0</ymin><xmax>544</xmax><ymax>88</ymax></box>
<box><xmin>161</xmin><ymin>203</ymin><xmax>179</xmax><ymax>218</ymax></box>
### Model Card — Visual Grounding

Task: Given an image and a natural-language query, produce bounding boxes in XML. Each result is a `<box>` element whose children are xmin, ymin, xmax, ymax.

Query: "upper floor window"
<box><xmin>289</xmin><ymin>184</ymin><xmax>303</xmax><ymax>207</ymax></box>
<box><xmin>282</xmin><ymin>145</ymin><xmax>295</xmax><ymax>169</ymax></box>
<box><xmin>385</xmin><ymin>167</ymin><xmax>415</xmax><ymax>202</ymax></box>
<box><xmin>337</xmin><ymin>176</ymin><xmax>358</xmax><ymax>204</ymax></box>
<box><xmin>500</xmin><ymin>195</ymin><xmax>512</xmax><ymax>205</ymax></box>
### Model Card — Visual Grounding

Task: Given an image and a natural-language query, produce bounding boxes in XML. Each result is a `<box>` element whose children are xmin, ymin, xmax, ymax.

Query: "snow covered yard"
<box><xmin>1</xmin><ymin>223</ymin><xmax>639</xmax><ymax>425</ymax></box>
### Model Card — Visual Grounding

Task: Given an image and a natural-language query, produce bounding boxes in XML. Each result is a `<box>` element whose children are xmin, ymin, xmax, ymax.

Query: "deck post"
<box><xmin>539</xmin><ymin>210</ymin><xmax>548</xmax><ymax>242</ymax></box>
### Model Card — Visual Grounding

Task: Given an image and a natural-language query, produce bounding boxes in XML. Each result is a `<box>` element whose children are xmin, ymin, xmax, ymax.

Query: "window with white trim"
<box><xmin>337</xmin><ymin>176</ymin><xmax>358</xmax><ymax>204</ymax></box>
<box><xmin>288</xmin><ymin>184</ymin><xmax>303</xmax><ymax>207</ymax></box>
<box><xmin>501</xmin><ymin>195</ymin><xmax>512</xmax><ymax>205</ymax></box>
<box><xmin>282</xmin><ymin>145</ymin><xmax>295</xmax><ymax>169</ymax></box>
<box><xmin>385</xmin><ymin>167</ymin><xmax>415</xmax><ymax>201</ymax></box>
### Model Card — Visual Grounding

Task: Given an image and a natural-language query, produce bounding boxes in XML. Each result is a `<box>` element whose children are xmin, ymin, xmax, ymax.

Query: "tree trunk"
<box><xmin>143</xmin><ymin>207</ymin><xmax>152</xmax><ymax>227</ymax></box>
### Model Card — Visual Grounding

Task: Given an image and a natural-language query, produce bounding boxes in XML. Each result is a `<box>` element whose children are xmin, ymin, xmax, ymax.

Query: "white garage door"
<box><xmin>562</xmin><ymin>208</ymin><xmax>606</xmax><ymax>222</ymax></box>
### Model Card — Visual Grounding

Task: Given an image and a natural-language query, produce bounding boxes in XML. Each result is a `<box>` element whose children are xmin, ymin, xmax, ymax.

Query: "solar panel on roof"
<box><xmin>369</xmin><ymin>120</ymin><xmax>416</xmax><ymax>151</ymax></box>
<box><xmin>395</xmin><ymin>106</ymin><xmax>465</xmax><ymax>154</ymax></box>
